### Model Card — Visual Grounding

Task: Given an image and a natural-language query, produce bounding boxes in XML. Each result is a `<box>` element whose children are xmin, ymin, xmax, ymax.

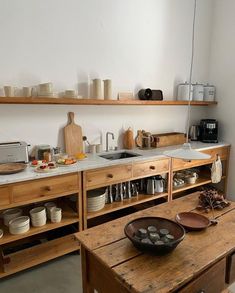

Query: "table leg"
<box><xmin>81</xmin><ymin>246</ymin><xmax>95</xmax><ymax>293</ymax></box>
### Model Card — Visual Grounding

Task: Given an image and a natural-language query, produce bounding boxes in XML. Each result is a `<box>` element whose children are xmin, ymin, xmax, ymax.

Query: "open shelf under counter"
<box><xmin>87</xmin><ymin>192</ymin><xmax>168</xmax><ymax>220</ymax></box>
<box><xmin>0</xmin><ymin>234</ymin><xmax>80</xmax><ymax>278</ymax></box>
<box><xmin>0</xmin><ymin>203</ymin><xmax>78</xmax><ymax>245</ymax></box>
<box><xmin>172</xmin><ymin>176</ymin><xmax>226</xmax><ymax>195</ymax></box>
<box><xmin>0</xmin><ymin>97</ymin><xmax>217</xmax><ymax>106</ymax></box>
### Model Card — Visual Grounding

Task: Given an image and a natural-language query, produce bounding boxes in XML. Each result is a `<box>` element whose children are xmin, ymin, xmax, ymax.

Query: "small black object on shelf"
<box><xmin>138</xmin><ymin>88</ymin><xmax>163</xmax><ymax>101</ymax></box>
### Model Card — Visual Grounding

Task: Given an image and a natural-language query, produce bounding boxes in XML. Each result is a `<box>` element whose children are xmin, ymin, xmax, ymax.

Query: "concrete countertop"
<box><xmin>0</xmin><ymin>141</ymin><xmax>230</xmax><ymax>186</ymax></box>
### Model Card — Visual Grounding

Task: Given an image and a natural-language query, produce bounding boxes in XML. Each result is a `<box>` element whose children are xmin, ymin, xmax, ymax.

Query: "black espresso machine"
<box><xmin>200</xmin><ymin>119</ymin><xmax>218</xmax><ymax>143</ymax></box>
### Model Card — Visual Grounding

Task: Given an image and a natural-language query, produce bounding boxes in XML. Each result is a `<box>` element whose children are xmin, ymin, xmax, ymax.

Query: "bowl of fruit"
<box><xmin>57</xmin><ymin>158</ymin><xmax>77</xmax><ymax>166</ymax></box>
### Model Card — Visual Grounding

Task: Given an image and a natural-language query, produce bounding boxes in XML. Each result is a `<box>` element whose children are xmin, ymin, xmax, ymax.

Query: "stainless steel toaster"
<box><xmin>0</xmin><ymin>141</ymin><xmax>29</xmax><ymax>163</ymax></box>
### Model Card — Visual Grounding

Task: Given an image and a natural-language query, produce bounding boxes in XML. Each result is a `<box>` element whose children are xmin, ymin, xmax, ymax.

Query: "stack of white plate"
<box><xmin>2</xmin><ymin>208</ymin><xmax>23</xmax><ymax>226</ymax></box>
<box><xmin>9</xmin><ymin>216</ymin><xmax>30</xmax><ymax>235</ymax></box>
<box><xmin>87</xmin><ymin>189</ymin><xmax>106</xmax><ymax>212</ymax></box>
<box><xmin>29</xmin><ymin>207</ymin><xmax>47</xmax><ymax>227</ymax></box>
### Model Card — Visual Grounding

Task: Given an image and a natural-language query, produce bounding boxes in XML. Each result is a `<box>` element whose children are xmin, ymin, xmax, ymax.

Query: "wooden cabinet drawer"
<box><xmin>12</xmin><ymin>173</ymin><xmax>79</xmax><ymax>204</ymax></box>
<box><xmin>85</xmin><ymin>164</ymin><xmax>132</xmax><ymax>190</ymax></box>
<box><xmin>0</xmin><ymin>187</ymin><xmax>11</xmax><ymax>209</ymax></box>
<box><xmin>133</xmin><ymin>159</ymin><xmax>169</xmax><ymax>179</ymax></box>
<box><xmin>172</xmin><ymin>146</ymin><xmax>229</xmax><ymax>171</ymax></box>
<box><xmin>179</xmin><ymin>258</ymin><xmax>226</xmax><ymax>293</ymax></box>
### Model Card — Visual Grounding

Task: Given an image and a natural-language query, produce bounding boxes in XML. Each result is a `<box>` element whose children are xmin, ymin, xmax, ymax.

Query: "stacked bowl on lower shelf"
<box><xmin>0</xmin><ymin>201</ymin><xmax>63</xmax><ymax>236</ymax></box>
<box><xmin>30</xmin><ymin>207</ymin><xmax>47</xmax><ymax>227</ymax></box>
<box><xmin>9</xmin><ymin>216</ymin><xmax>30</xmax><ymax>235</ymax></box>
<box><xmin>2</xmin><ymin>208</ymin><xmax>23</xmax><ymax>226</ymax></box>
<box><xmin>87</xmin><ymin>189</ymin><xmax>106</xmax><ymax>212</ymax></box>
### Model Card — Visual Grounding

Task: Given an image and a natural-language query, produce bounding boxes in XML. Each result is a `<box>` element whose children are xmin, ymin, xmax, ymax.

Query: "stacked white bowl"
<box><xmin>3</xmin><ymin>208</ymin><xmax>23</xmax><ymax>226</ymax></box>
<box><xmin>9</xmin><ymin>216</ymin><xmax>30</xmax><ymax>235</ymax></box>
<box><xmin>87</xmin><ymin>189</ymin><xmax>106</xmax><ymax>212</ymax></box>
<box><xmin>50</xmin><ymin>207</ymin><xmax>62</xmax><ymax>223</ymax></box>
<box><xmin>29</xmin><ymin>207</ymin><xmax>47</xmax><ymax>227</ymax></box>
<box><xmin>44</xmin><ymin>202</ymin><xmax>56</xmax><ymax>220</ymax></box>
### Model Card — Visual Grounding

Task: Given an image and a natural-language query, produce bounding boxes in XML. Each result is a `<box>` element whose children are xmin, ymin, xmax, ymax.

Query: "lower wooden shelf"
<box><xmin>172</xmin><ymin>176</ymin><xmax>226</xmax><ymax>195</ymax></box>
<box><xmin>0</xmin><ymin>203</ymin><xmax>78</xmax><ymax>245</ymax></box>
<box><xmin>0</xmin><ymin>234</ymin><xmax>80</xmax><ymax>278</ymax></box>
<box><xmin>87</xmin><ymin>192</ymin><xmax>168</xmax><ymax>219</ymax></box>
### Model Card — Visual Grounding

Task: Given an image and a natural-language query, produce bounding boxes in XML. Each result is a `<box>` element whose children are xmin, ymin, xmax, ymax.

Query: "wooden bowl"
<box><xmin>124</xmin><ymin>217</ymin><xmax>185</xmax><ymax>254</ymax></box>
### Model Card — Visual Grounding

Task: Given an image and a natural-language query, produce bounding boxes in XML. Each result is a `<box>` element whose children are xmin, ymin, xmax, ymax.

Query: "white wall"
<box><xmin>208</xmin><ymin>0</ymin><xmax>235</xmax><ymax>198</ymax></box>
<box><xmin>0</xmin><ymin>0</ymin><xmax>213</xmax><ymax>151</ymax></box>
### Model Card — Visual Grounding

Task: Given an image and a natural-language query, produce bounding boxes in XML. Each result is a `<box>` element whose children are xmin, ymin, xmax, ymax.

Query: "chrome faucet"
<box><xmin>106</xmin><ymin>132</ymin><xmax>115</xmax><ymax>152</ymax></box>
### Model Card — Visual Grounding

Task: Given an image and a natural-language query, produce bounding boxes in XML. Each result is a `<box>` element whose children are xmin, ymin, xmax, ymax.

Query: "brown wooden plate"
<box><xmin>0</xmin><ymin>163</ymin><xmax>27</xmax><ymax>175</ymax></box>
<box><xmin>175</xmin><ymin>212</ymin><xmax>210</xmax><ymax>230</ymax></box>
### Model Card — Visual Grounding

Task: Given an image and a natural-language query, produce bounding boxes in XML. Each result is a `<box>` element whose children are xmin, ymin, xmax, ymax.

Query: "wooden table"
<box><xmin>76</xmin><ymin>193</ymin><xmax>235</xmax><ymax>293</ymax></box>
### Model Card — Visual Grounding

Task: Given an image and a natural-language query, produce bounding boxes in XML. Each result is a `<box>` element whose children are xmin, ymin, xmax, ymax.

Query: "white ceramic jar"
<box><xmin>204</xmin><ymin>84</ymin><xmax>215</xmax><ymax>101</ymax></box>
<box><xmin>177</xmin><ymin>82</ymin><xmax>193</xmax><ymax>101</ymax></box>
<box><xmin>192</xmin><ymin>83</ymin><xmax>204</xmax><ymax>101</ymax></box>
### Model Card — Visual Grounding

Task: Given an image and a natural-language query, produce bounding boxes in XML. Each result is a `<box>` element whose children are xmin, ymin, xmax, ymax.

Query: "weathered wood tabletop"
<box><xmin>76</xmin><ymin>192</ymin><xmax>235</xmax><ymax>293</ymax></box>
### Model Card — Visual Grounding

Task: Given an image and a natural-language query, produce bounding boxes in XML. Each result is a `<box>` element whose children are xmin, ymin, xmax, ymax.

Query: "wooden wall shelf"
<box><xmin>0</xmin><ymin>97</ymin><xmax>217</xmax><ymax>106</ymax></box>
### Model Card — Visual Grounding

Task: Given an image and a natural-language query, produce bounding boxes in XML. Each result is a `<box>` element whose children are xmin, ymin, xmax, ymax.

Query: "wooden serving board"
<box><xmin>0</xmin><ymin>163</ymin><xmax>26</xmax><ymax>175</ymax></box>
<box><xmin>64</xmin><ymin>112</ymin><xmax>83</xmax><ymax>156</ymax></box>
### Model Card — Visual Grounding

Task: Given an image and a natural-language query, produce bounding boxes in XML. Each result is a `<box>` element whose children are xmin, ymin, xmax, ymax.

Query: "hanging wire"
<box><xmin>186</xmin><ymin>0</ymin><xmax>197</xmax><ymax>142</ymax></box>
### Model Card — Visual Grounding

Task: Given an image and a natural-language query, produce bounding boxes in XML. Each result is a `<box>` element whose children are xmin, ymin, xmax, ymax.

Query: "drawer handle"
<box><xmin>45</xmin><ymin>186</ymin><xmax>52</xmax><ymax>191</ymax></box>
<box><xmin>107</xmin><ymin>174</ymin><xmax>113</xmax><ymax>179</ymax></box>
<box><xmin>149</xmin><ymin>166</ymin><xmax>155</xmax><ymax>170</ymax></box>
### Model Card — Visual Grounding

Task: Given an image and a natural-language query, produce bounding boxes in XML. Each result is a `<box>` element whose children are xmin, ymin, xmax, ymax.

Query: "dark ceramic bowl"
<box><xmin>124</xmin><ymin>217</ymin><xmax>185</xmax><ymax>254</ymax></box>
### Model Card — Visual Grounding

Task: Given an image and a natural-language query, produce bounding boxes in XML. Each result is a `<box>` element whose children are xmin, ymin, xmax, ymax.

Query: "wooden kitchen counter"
<box><xmin>76</xmin><ymin>192</ymin><xmax>235</xmax><ymax>293</ymax></box>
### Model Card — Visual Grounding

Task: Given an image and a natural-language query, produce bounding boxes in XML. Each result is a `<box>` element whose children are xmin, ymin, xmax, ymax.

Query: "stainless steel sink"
<box><xmin>99</xmin><ymin>151</ymin><xmax>141</xmax><ymax>160</ymax></box>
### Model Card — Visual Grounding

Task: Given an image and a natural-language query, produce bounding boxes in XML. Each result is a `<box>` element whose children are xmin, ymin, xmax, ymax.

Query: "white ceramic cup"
<box><xmin>96</xmin><ymin>144</ymin><xmax>102</xmax><ymax>153</ymax></box>
<box><xmin>4</xmin><ymin>86</ymin><xmax>16</xmax><ymax>97</ymax></box>
<box><xmin>22</xmin><ymin>87</ymin><xmax>32</xmax><ymax>97</ymax></box>
<box><xmin>89</xmin><ymin>144</ymin><xmax>96</xmax><ymax>154</ymax></box>
<box><xmin>50</xmin><ymin>207</ymin><xmax>62</xmax><ymax>223</ymax></box>
<box><xmin>186</xmin><ymin>173</ymin><xmax>198</xmax><ymax>184</ymax></box>
<box><xmin>44</xmin><ymin>202</ymin><xmax>56</xmax><ymax>219</ymax></box>
<box><xmin>38</xmin><ymin>82</ymin><xmax>53</xmax><ymax>95</ymax></box>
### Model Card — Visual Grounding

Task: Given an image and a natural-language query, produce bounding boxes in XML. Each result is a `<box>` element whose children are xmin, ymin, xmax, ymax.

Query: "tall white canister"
<box><xmin>103</xmin><ymin>79</ymin><xmax>112</xmax><ymax>100</ymax></box>
<box><xmin>204</xmin><ymin>84</ymin><xmax>216</xmax><ymax>101</ymax></box>
<box><xmin>92</xmin><ymin>79</ymin><xmax>103</xmax><ymax>99</ymax></box>
<box><xmin>192</xmin><ymin>83</ymin><xmax>204</xmax><ymax>101</ymax></box>
<box><xmin>177</xmin><ymin>82</ymin><xmax>193</xmax><ymax>101</ymax></box>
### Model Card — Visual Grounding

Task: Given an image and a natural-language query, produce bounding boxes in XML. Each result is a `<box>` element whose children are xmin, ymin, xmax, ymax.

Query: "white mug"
<box><xmin>4</xmin><ymin>86</ymin><xmax>16</xmax><ymax>97</ymax></box>
<box><xmin>22</xmin><ymin>87</ymin><xmax>32</xmax><ymax>97</ymax></box>
<box><xmin>38</xmin><ymin>82</ymin><xmax>53</xmax><ymax>95</ymax></box>
<box><xmin>186</xmin><ymin>173</ymin><xmax>198</xmax><ymax>184</ymax></box>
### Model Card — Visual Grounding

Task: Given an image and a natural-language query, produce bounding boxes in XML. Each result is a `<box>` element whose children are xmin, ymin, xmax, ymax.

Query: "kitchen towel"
<box><xmin>211</xmin><ymin>155</ymin><xmax>222</xmax><ymax>183</ymax></box>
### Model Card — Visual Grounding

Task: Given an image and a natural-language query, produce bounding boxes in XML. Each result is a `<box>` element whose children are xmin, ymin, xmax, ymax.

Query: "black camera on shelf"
<box><xmin>138</xmin><ymin>88</ymin><xmax>163</xmax><ymax>101</ymax></box>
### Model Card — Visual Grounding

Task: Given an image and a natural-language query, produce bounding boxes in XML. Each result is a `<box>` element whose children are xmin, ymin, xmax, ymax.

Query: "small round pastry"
<box><xmin>159</xmin><ymin>228</ymin><xmax>169</xmax><ymax>237</ymax></box>
<box><xmin>138</xmin><ymin>228</ymin><xmax>148</xmax><ymax>239</ymax></box>
<box><xmin>149</xmin><ymin>232</ymin><xmax>160</xmax><ymax>242</ymax></box>
<box><xmin>147</xmin><ymin>225</ymin><xmax>158</xmax><ymax>234</ymax></box>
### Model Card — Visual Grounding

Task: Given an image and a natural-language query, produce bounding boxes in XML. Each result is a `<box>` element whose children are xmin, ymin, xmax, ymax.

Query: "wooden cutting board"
<box><xmin>0</xmin><ymin>163</ymin><xmax>26</xmax><ymax>175</ymax></box>
<box><xmin>64</xmin><ymin>112</ymin><xmax>83</xmax><ymax>156</ymax></box>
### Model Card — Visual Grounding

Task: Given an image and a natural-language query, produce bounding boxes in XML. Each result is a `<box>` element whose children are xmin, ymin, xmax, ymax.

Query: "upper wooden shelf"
<box><xmin>0</xmin><ymin>97</ymin><xmax>217</xmax><ymax>106</ymax></box>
